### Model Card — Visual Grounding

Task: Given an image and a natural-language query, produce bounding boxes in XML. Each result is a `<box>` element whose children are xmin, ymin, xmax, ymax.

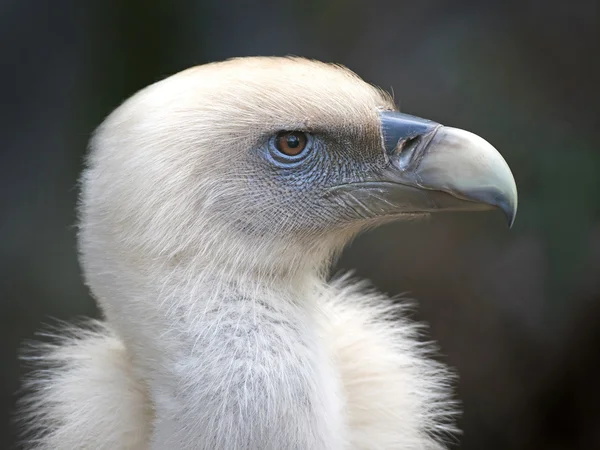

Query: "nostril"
<box><xmin>400</xmin><ymin>135</ymin><xmax>420</xmax><ymax>153</ymax></box>
<box><xmin>392</xmin><ymin>135</ymin><xmax>422</xmax><ymax>170</ymax></box>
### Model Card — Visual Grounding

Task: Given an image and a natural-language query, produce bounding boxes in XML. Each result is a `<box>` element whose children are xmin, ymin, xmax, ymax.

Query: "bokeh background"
<box><xmin>2</xmin><ymin>0</ymin><xmax>599</xmax><ymax>448</ymax></box>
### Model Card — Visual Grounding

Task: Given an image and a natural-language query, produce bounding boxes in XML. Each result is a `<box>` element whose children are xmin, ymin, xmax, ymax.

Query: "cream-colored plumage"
<box><xmin>19</xmin><ymin>57</ymin><xmax>517</xmax><ymax>449</ymax></box>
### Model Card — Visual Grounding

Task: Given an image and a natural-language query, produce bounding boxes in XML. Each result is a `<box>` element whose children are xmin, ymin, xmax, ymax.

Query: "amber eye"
<box><xmin>275</xmin><ymin>131</ymin><xmax>308</xmax><ymax>156</ymax></box>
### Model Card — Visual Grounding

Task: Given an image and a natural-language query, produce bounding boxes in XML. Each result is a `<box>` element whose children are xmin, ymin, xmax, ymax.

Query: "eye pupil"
<box><xmin>275</xmin><ymin>131</ymin><xmax>308</xmax><ymax>157</ymax></box>
<box><xmin>287</xmin><ymin>135</ymin><xmax>300</xmax><ymax>148</ymax></box>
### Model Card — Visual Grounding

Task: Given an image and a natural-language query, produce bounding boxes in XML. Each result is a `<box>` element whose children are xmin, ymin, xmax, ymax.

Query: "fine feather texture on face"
<box><xmin>81</xmin><ymin>57</ymin><xmax>399</xmax><ymax>283</ymax></box>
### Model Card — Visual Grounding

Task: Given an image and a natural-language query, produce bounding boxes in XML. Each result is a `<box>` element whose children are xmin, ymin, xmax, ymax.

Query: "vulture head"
<box><xmin>82</xmin><ymin>57</ymin><xmax>516</xmax><ymax>289</ymax></box>
<box><xmin>23</xmin><ymin>56</ymin><xmax>518</xmax><ymax>450</ymax></box>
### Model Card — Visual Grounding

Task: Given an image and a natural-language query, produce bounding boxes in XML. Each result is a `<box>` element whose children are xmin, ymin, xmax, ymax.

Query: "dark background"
<box><xmin>2</xmin><ymin>0</ymin><xmax>599</xmax><ymax>448</ymax></box>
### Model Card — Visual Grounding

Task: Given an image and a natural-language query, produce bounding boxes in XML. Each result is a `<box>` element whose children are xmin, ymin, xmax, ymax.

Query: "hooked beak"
<box><xmin>350</xmin><ymin>111</ymin><xmax>518</xmax><ymax>227</ymax></box>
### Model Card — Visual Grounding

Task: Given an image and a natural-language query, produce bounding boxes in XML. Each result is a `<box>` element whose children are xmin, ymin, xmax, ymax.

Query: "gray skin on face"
<box><xmin>242</xmin><ymin>122</ymin><xmax>389</xmax><ymax>235</ymax></box>
<box><xmin>235</xmin><ymin>110</ymin><xmax>517</xmax><ymax>240</ymax></box>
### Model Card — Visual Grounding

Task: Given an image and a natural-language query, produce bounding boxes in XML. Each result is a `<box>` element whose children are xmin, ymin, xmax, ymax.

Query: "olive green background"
<box><xmin>2</xmin><ymin>1</ymin><xmax>599</xmax><ymax>448</ymax></box>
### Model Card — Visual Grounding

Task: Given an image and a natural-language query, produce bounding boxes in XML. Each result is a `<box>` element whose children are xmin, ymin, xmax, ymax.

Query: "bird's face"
<box><xmin>85</xmin><ymin>57</ymin><xmax>517</xmax><ymax>273</ymax></box>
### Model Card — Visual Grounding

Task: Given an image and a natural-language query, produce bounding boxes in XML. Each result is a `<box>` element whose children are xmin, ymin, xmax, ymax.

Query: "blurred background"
<box><xmin>1</xmin><ymin>0</ymin><xmax>599</xmax><ymax>448</ymax></box>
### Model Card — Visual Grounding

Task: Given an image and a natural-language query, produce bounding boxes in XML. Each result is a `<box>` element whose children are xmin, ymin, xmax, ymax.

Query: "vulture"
<box><xmin>20</xmin><ymin>57</ymin><xmax>517</xmax><ymax>450</ymax></box>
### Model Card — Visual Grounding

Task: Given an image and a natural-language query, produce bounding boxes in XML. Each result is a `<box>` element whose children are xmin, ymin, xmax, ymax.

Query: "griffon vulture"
<box><xmin>20</xmin><ymin>56</ymin><xmax>517</xmax><ymax>450</ymax></box>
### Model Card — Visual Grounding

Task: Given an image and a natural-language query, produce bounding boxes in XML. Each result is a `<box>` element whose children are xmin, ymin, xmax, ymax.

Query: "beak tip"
<box><xmin>494</xmin><ymin>194</ymin><xmax>517</xmax><ymax>228</ymax></box>
<box><xmin>469</xmin><ymin>188</ymin><xmax>518</xmax><ymax>228</ymax></box>
<box><xmin>499</xmin><ymin>185</ymin><xmax>518</xmax><ymax>230</ymax></box>
<box><xmin>505</xmin><ymin>206</ymin><xmax>517</xmax><ymax>229</ymax></box>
